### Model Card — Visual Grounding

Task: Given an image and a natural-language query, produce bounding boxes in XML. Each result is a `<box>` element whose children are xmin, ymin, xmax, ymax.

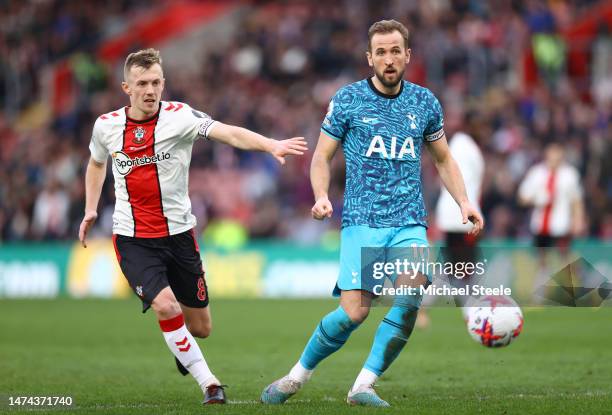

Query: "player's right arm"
<box><xmin>311</xmin><ymin>88</ymin><xmax>348</xmax><ymax>220</ymax></box>
<box><xmin>79</xmin><ymin>158</ymin><xmax>106</xmax><ymax>247</ymax></box>
<box><xmin>79</xmin><ymin>120</ymin><xmax>108</xmax><ymax>248</ymax></box>
<box><xmin>310</xmin><ymin>132</ymin><xmax>340</xmax><ymax>220</ymax></box>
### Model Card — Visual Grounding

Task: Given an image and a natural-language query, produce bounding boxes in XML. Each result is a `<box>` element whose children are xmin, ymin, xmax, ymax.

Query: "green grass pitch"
<box><xmin>1</xmin><ymin>298</ymin><xmax>610</xmax><ymax>414</ymax></box>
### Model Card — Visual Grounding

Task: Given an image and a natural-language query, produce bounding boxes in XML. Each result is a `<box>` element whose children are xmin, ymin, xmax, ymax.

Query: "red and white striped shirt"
<box><xmin>518</xmin><ymin>162</ymin><xmax>582</xmax><ymax>237</ymax></box>
<box><xmin>89</xmin><ymin>101</ymin><xmax>216</xmax><ymax>238</ymax></box>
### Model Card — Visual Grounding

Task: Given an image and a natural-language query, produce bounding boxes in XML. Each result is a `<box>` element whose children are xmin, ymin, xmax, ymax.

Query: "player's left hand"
<box><xmin>270</xmin><ymin>137</ymin><xmax>308</xmax><ymax>165</ymax></box>
<box><xmin>460</xmin><ymin>201</ymin><xmax>484</xmax><ymax>236</ymax></box>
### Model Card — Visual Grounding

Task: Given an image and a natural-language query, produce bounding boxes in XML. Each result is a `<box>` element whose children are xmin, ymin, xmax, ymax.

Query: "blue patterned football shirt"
<box><xmin>321</xmin><ymin>78</ymin><xmax>444</xmax><ymax>228</ymax></box>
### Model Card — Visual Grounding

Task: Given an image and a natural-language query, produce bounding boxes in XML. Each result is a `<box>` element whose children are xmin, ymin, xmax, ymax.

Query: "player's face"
<box><xmin>367</xmin><ymin>31</ymin><xmax>410</xmax><ymax>89</ymax></box>
<box><xmin>122</xmin><ymin>63</ymin><xmax>165</xmax><ymax>117</ymax></box>
<box><xmin>545</xmin><ymin>144</ymin><xmax>564</xmax><ymax>168</ymax></box>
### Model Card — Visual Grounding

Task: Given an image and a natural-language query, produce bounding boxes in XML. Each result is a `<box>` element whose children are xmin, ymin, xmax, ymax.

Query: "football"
<box><xmin>465</xmin><ymin>296</ymin><xmax>524</xmax><ymax>348</ymax></box>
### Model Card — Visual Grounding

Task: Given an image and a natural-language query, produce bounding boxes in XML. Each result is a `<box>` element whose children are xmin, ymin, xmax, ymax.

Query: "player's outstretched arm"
<box><xmin>79</xmin><ymin>157</ymin><xmax>107</xmax><ymax>248</ymax></box>
<box><xmin>426</xmin><ymin>136</ymin><xmax>484</xmax><ymax>235</ymax></box>
<box><xmin>207</xmin><ymin>122</ymin><xmax>307</xmax><ymax>165</ymax></box>
<box><xmin>310</xmin><ymin>132</ymin><xmax>340</xmax><ymax>220</ymax></box>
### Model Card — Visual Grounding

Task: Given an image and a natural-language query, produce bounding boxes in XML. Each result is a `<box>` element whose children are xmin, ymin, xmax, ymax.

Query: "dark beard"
<box><xmin>375</xmin><ymin>68</ymin><xmax>404</xmax><ymax>88</ymax></box>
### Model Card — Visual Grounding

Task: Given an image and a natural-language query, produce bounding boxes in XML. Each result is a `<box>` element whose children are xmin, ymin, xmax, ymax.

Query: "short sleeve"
<box><xmin>192</xmin><ymin>108</ymin><xmax>217</xmax><ymax>140</ymax></box>
<box><xmin>321</xmin><ymin>89</ymin><xmax>349</xmax><ymax>141</ymax></box>
<box><xmin>424</xmin><ymin>93</ymin><xmax>445</xmax><ymax>142</ymax></box>
<box><xmin>89</xmin><ymin>119</ymin><xmax>108</xmax><ymax>163</ymax></box>
<box><xmin>518</xmin><ymin>167</ymin><xmax>542</xmax><ymax>204</ymax></box>
<box><xmin>518</xmin><ymin>169</ymin><xmax>533</xmax><ymax>199</ymax></box>
<box><xmin>170</xmin><ymin>102</ymin><xmax>217</xmax><ymax>141</ymax></box>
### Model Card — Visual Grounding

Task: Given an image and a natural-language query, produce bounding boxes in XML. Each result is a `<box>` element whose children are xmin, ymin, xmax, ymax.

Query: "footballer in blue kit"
<box><xmin>324</xmin><ymin>76</ymin><xmax>444</xmax><ymax>297</ymax></box>
<box><xmin>262</xmin><ymin>19</ymin><xmax>483</xmax><ymax>407</ymax></box>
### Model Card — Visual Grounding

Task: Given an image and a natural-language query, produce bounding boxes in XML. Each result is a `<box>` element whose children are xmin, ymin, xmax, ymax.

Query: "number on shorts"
<box><xmin>197</xmin><ymin>276</ymin><xmax>207</xmax><ymax>301</ymax></box>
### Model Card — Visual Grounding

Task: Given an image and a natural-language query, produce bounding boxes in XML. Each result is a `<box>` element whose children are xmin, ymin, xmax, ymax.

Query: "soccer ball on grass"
<box><xmin>465</xmin><ymin>295</ymin><xmax>523</xmax><ymax>348</ymax></box>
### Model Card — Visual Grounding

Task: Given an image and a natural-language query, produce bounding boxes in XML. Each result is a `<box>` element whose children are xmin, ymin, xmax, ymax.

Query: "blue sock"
<box><xmin>363</xmin><ymin>305</ymin><xmax>418</xmax><ymax>376</ymax></box>
<box><xmin>299</xmin><ymin>306</ymin><xmax>361</xmax><ymax>370</ymax></box>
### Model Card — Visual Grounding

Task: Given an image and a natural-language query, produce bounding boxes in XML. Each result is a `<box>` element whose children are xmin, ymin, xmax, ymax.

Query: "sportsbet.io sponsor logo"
<box><xmin>112</xmin><ymin>151</ymin><xmax>170</xmax><ymax>176</ymax></box>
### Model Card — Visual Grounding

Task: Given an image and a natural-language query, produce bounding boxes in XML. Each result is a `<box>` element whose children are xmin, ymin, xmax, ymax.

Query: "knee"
<box><xmin>188</xmin><ymin>320</ymin><xmax>212</xmax><ymax>338</ymax></box>
<box><xmin>343</xmin><ymin>304</ymin><xmax>370</xmax><ymax>324</ymax></box>
<box><xmin>151</xmin><ymin>294</ymin><xmax>182</xmax><ymax>321</ymax></box>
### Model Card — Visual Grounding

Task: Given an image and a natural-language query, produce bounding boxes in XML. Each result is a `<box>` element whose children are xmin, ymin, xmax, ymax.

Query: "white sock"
<box><xmin>352</xmin><ymin>368</ymin><xmax>378</xmax><ymax>391</ymax></box>
<box><xmin>159</xmin><ymin>314</ymin><xmax>220</xmax><ymax>390</ymax></box>
<box><xmin>288</xmin><ymin>361</ymin><xmax>313</xmax><ymax>383</ymax></box>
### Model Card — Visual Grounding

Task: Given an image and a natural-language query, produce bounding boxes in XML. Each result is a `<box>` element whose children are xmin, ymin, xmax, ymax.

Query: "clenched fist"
<box><xmin>311</xmin><ymin>197</ymin><xmax>333</xmax><ymax>220</ymax></box>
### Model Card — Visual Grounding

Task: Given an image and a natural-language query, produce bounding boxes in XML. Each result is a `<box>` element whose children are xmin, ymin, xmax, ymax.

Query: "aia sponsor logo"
<box><xmin>112</xmin><ymin>151</ymin><xmax>171</xmax><ymax>176</ymax></box>
<box><xmin>132</xmin><ymin>127</ymin><xmax>146</xmax><ymax>145</ymax></box>
<box><xmin>365</xmin><ymin>135</ymin><xmax>416</xmax><ymax>160</ymax></box>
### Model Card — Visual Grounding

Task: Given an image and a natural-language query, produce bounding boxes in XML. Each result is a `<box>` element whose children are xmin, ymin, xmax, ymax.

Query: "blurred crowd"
<box><xmin>0</xmin><ymin>0</ymin><xmax>610</xmax><ymax>244</ymax></box>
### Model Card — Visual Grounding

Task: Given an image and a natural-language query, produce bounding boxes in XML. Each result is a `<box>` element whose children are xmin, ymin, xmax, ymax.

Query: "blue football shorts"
<box><xmin>333</xmin><ymin>224</ymin><xmax>430</xmax><ymax>307</ymax></box>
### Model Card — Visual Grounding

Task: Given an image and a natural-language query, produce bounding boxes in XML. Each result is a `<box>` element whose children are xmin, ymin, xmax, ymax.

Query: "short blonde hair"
<box><xmin>124</xmin><ymin>48</ymin><xmax>162</xmax><ymax>80</ymax></box>
<box><xmin>368</xmin><ymin>19</ymin><xmax>410</xmax><ymax>51</ymax></box>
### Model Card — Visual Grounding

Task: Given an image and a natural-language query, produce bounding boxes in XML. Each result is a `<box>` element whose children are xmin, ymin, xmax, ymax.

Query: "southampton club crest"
<box><xmin>132</xmin><ymin>126</ymin><xmax>146</xmax><ymax>144</ymax></box>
